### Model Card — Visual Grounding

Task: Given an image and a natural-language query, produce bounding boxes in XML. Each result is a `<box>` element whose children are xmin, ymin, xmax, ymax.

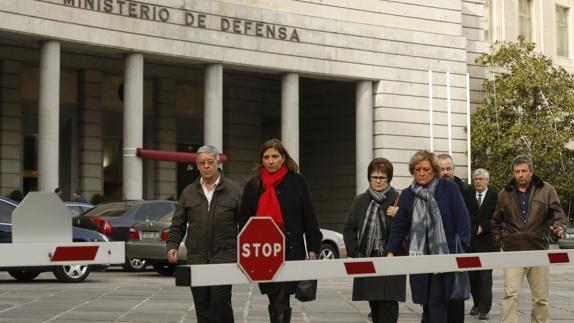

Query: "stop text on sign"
<box><xmin>241</xmin><ymin>242</ymin><xmax>282</xmax><ymax>258</ymax></box>
<box><xmin>237</xmin><ymin>217</ymin><xmax>285</xmax><ymax>282</ymax></box>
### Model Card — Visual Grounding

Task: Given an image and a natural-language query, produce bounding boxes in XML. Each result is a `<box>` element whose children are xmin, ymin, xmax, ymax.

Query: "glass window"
<box><xmin>519</xmin><ymin>0</ymin><xmax>532</xmax><ymax>42</ymax></box>
<box><xmin>0</xmin><ymin>200</ymin><xmax>16</xmax><ymax>224</ymax></box>
<box><xmin>556</xmin><ymin>6</ymin><xmax>570</xmax><ymax>57</ymax></box>
<box><xmin>83</xmin><ymin>203</ymin><xmax>131</xmax><ymax>218</ymax></box>
<box><xmin>135</xmin><ymin>202</ymin><xmax>175</xmax><ymax>221</ymax></box>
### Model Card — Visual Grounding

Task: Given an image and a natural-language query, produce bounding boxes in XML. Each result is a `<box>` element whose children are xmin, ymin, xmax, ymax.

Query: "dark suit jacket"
<box><xmin>470</xmin><ymin>188</ymin><xmax>497</xmax><ymax>252</ymax></box>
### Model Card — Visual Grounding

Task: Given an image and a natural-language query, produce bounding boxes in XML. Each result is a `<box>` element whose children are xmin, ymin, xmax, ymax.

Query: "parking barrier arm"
<box><xmin>175</xmin><ymin>249</ymin><xmax>573</xmax><ymax>287</ymax></box>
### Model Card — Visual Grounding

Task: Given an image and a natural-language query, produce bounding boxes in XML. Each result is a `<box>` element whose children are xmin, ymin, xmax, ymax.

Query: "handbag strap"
<box><xmin>303</xmin><ymin>233</ymin><xmax>309</xmax><ymax>260</ymax></box>
<box><xmin>392</xmin><ymin>192</ymin><xmax>400</xmax><ymax>207</ymax></box>
<box><xmin>454</xmin><ymin>234</ymin><xmax>464</xmax><ymax>253</ymax></box>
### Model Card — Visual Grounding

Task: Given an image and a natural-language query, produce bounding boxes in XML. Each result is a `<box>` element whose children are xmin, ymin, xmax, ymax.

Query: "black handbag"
<box><xmin>295</xmin><ymin>279</ymin><xmax>318</xmax><ymax>302</ymax></box>
<box><xmin>450</xmin><ymin>234</ymin><xmax>470</xmax><ymax>300</ymax></box>
<box><xmin>295</xmin><ymin>236</ymin><xmax>318</xmax><ymax>302</ymax></box>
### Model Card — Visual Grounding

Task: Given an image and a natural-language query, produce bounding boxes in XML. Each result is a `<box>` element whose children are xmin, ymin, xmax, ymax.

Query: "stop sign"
<box><xmin>238</xmin><ymin>217</ymin><xmax>285</xmax><ymax>282</ymax></box>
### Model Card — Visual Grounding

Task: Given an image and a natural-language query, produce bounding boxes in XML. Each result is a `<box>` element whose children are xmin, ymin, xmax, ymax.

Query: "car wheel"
<box><xmin>8</xmin><ymin>270</ymin><xmax>41</xmax><ymax>281</ymax></box>
<box><xmin>53</xmin><ymin>264</ymin><xmax>91</xmax><ymax>283</ymax></box>
<box><xmin>319</xmin><ymin>243</ymin><xmax>338</xmax><ymax>260</ymax></box>
<box><xmin>153</xmin><ymin>263</ymin><xmax>176</xmax><ymax>276</ymax></box>
<box><xmin>123</xmin><ymin>257</ymin><xmax>148</xmax><ymax>272</ymax></box>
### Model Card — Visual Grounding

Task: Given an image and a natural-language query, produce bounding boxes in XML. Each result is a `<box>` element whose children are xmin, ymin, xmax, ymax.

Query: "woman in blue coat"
<box><xmin>385</xmin><ymin>150</ymin><xmax>470</xmax><ymax>323</ymax></box>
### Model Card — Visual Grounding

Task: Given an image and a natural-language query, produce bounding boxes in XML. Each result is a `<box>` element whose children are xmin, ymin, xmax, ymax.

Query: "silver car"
<box><xmin>126</xmin><ymin>214</ymin><xmax>347</xmax><ymax>275</ymax></box>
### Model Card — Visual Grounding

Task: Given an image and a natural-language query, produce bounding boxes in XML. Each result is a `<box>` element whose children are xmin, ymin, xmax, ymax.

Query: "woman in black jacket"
<box><xmin>343</xmin><ymin>157</ymin><xmax>406</xmax><ymax>323</ymax></box>
<box><xmin>239</xmin><ymin>138</ymin><xmax>322</xmax><ymax>323</ymax></box>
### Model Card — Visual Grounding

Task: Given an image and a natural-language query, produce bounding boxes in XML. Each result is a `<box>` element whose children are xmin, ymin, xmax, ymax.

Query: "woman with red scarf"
<box><xmin>239</xmin><ymin>138</ymin><xmax>322</xmax><ymax>323</ymax></box>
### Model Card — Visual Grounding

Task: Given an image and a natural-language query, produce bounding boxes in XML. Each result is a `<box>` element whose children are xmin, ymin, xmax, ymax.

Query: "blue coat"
<box><xmin>385</xmin><ymin>178</ymin><xmax>470</xmax><ymax>304</ymax></box>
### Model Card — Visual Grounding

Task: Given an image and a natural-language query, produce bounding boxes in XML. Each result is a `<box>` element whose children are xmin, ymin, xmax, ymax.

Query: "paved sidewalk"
<box><xmin>0</xmin><ymin>266</ymin><xmax>574</xmax><ymax>322</ymax></box>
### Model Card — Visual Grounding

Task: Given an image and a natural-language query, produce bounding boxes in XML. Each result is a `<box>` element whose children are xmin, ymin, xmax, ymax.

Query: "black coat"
<box><xmin>238</xmin><ymin>171</ymin><xmax>323</xmax><ymax>295</ymax></box>
<box><xmin>470</xmin><ymin>188</ymin><xmax>497</xmax><ymax>252</ymax></box>
<box><xmin>343</xmin><ymin>188</ymin><xmax>406</xmax><ymax>302</ymax></box>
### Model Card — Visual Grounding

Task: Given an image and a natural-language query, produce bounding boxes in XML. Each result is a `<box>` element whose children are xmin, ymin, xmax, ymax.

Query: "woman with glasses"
<box><xmin>343</xmin><ymin>157</ymin><xmax>406</xmax><ymax>323</ymax></box>
<box><xmin>385</xmin><ymin>150</ymin><xmax>470</xmax><ymax>323</ymax></box>
<box><xmin>238</xmin><ymin>138</ymin><xmax>322</xmax><ymax>323</ymax></box>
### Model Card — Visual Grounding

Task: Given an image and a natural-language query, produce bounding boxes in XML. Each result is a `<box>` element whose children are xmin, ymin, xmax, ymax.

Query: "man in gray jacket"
<box><xmin>167</xmin><ymin>145</ymin><xmax>242</xmax><ymax>323</ymax></box>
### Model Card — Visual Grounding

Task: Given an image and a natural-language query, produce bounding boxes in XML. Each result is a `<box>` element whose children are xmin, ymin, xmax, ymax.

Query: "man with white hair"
<box><xmin>167</xmin><ymin>145</ymin><xmax>242</xmax><ymax>323</ymax></box>
<box><xmin>468</xmin><ymin>168</ymin><xmax>497</xmax><ymax>320</ymax></box>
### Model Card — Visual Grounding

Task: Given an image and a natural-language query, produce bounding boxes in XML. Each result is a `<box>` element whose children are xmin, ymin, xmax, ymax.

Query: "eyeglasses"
<box><xmin>197</xmin><ymin>160</ymin><xmax>217</xmax><ymax>167</ymax></box>
<box><xmin>370</xmin><ymin>176</ymin><xmax>388</xmax><ymax>182</ymax></box>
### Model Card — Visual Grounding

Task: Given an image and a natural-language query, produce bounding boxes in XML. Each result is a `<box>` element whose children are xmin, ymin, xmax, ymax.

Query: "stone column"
<box><xmin>123</xmin><ymin>53</ymin><xmax>144</xmax><ymax>200</ymax></box>
<box><xmin>153</xmin><ymin>78</ymin><xmax>177</xmax><ymax>199</ymax></box>
<box><xmin>38</xmin><ymin>40</ymin><xmax>60</xmax><ymax>192</ymax></box>
<box><xmin>356</xmin><ymin>81</ymin><xmax>373</xmax><ymax>194</ymax></box>
<box><xmin>281</xmin><ymin>73</ymin><xmax>299</xmax><ymax>164</ymax></box>
<box><xmin>204</xmin><ymin>64</ymin><xmax>223</xmax><ymax>152</ymax></box>
<box><xmin>78</xmin><ymin>70</ymin><xmax>103</xmax><ymax>202</ymax></box>
<box><xmin>0</xmin><ymin>60</ymin><xmax>22</xmax><ymax>196</ymax></box>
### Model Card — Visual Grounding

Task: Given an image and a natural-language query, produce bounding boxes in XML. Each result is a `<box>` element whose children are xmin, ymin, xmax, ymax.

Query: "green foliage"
<box><xmin>90</xmin><ymin>193</ymin><xmax>105</xmax><ymax>205</ymax></box>
<box><xmin>472</xmin><ymin>37</ymin><xmax>574</xmax><ymax>221</ymax></box>
<box><xmin>8</xmin><ymin>190</ymin><xmax>23</xmax><ymax>202</ymax></box>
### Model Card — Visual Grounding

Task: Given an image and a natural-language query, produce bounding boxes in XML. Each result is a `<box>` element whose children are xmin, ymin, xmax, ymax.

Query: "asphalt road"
<box><xmin>1</xmin><ymin>265</ymin><xmax>574</xmax><ymax>322</ymax></box>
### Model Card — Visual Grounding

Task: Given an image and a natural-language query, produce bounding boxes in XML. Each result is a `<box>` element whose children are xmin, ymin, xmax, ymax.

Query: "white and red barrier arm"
<box><xmin>1</xmin><ymin>192</ymin><xmax>125</xmax><ymax>267</ymax></box>
<box><xmin>175</xmin><ymin>249</ymin><xmax>574</xmax><ymax>287</ymax></box>
<box><xmin>0</xmin><ymin>242</ymin><xmax>125</xmax><ymax>267</ymax></box>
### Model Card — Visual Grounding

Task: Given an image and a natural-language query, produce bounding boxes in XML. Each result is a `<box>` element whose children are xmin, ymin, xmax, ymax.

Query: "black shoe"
<box><xmin>470</xmin><ymin>306</ymin><xmax>479</xmax><ymax>315</ymax></box>
<box><xmin>478</xmin><ymin>312</ymin><xmax>489</xmax><ymax>320</ymax></box>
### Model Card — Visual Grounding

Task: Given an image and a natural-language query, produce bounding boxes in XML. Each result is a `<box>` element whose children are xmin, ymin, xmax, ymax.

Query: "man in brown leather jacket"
<box><xmin>491</xmin><ymin>155</ymin><xmax>565</xmax><ymax>323</ymax></box>
<box><xmin>166</xmin><ymin>145</ymin><xmax>242</xmax><ymax>323</ymax></box>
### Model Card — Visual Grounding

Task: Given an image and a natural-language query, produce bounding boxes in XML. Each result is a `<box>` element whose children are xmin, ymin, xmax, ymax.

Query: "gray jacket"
<box><xmin>167</xmin><ymin>173</ymin><xmax>242</xmax><ymax>264</ymax></box>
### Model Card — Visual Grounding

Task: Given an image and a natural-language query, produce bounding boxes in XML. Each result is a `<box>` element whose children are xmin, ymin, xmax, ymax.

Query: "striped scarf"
<box><xmin>409</xmin><ymin>178</ymin><xmax>449</xmax><ymax>256</ymax></box>
<box><xmin>358</xmin><ymin>186</ymin><xmax>391</xmax><ymax>257</ymax></box>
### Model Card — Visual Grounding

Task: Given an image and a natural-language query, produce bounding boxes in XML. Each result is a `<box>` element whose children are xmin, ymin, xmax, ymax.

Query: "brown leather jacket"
<box><xmin>491</xmin><ymin>175</ymin><xmax>565</xmax><ymax>251</ymax></box>
<box><xmin>167</xmin><ymin>173</ymin><xmax>242</xmax><ymax>264</ymax></box>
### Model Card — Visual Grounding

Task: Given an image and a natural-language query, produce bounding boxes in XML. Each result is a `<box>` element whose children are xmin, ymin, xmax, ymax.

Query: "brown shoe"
<box><xmin>469</xmin><ymin>306</ymin><xmax>479</xmax><ymax>315</ymax></box>
<box><xmin>478</xmin><ymin>313</ymin><xmax>489</xmax><ymax>320</ymax></box>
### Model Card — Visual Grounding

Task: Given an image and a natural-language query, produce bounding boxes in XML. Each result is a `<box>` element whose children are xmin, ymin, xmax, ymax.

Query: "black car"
<box><xmin>0</xmin><ymin>197</ymin><xmax>110</xmax><ymax>283</ymax></box>
<box><xmin>73</xmin><ymin>200</ymin><xmax>177</xmax><ymax>271</ymax></box>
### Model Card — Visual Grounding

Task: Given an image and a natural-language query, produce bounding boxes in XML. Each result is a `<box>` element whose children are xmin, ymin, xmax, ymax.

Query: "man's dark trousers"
<box><xmin>191</xmin><ymin>285</ymin><xmax>234</xmax><ymax>323</ymax></box>
<box><xmin>469</xmin><ymin>269</ymin><xmax>493</xmax><ymax>314</ymax></box>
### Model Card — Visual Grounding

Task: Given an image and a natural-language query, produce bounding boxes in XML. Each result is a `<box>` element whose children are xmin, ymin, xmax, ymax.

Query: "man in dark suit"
<box><xmin>438</xmin><ymin>154</ymin><xmax>478</xmax><ymax>323</ymax></box>
<box><xmin>468</xmin><ymin>168</ymin><xmax>497</xmax><ymax>320</ymax></box>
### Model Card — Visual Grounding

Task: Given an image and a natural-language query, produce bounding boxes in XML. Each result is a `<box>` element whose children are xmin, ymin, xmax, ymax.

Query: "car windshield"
<box><xmin>0</xmin><ymin>199</ymin><xmax>17</xmax><ymax>224</ymax></box>
<box><xmin>82</xmin><ymin>203</ymin><xmax>130</xmax><ymax>218</ymax></box>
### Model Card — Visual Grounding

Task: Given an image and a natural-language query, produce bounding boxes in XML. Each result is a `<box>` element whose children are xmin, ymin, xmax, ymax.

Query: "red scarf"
<box><xmin>256</xmin><ymin>165</ymin><xmax>288</xmax><ymax>231</ymax></box>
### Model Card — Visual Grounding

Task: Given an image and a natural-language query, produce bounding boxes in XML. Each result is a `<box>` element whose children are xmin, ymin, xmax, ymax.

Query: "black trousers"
<box><xmin>469</xmin><ymin>269</ymin><xmax>493</xmax><ymax>314</ymax></box>
<box><xmin>422</xmin><ymin>274</ymin><xmax>448</xmax><ymax>323</ymax></box>
<box><xmin>267</xmin><ymin>284</ymin><xmax>291</xmax><ymax>313</ymax></box>
<box><xmin>421</xmin><ymin>274</ymin><xmax>466</xmax><ymax>323</ymax></box>
<box><xmin>369</xmin><ymin>300</ymin><xmax>399</xmax><ymax>323</ymax></box>
<box><xmin>191</xmin><ymin>285</ymin><xmax>234</xmax><ymax>323</ymax></box>
<box><xmin>447</xmin><ymin>299</ymin><xmax>465</xmax><ymax>323</ymax></box>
